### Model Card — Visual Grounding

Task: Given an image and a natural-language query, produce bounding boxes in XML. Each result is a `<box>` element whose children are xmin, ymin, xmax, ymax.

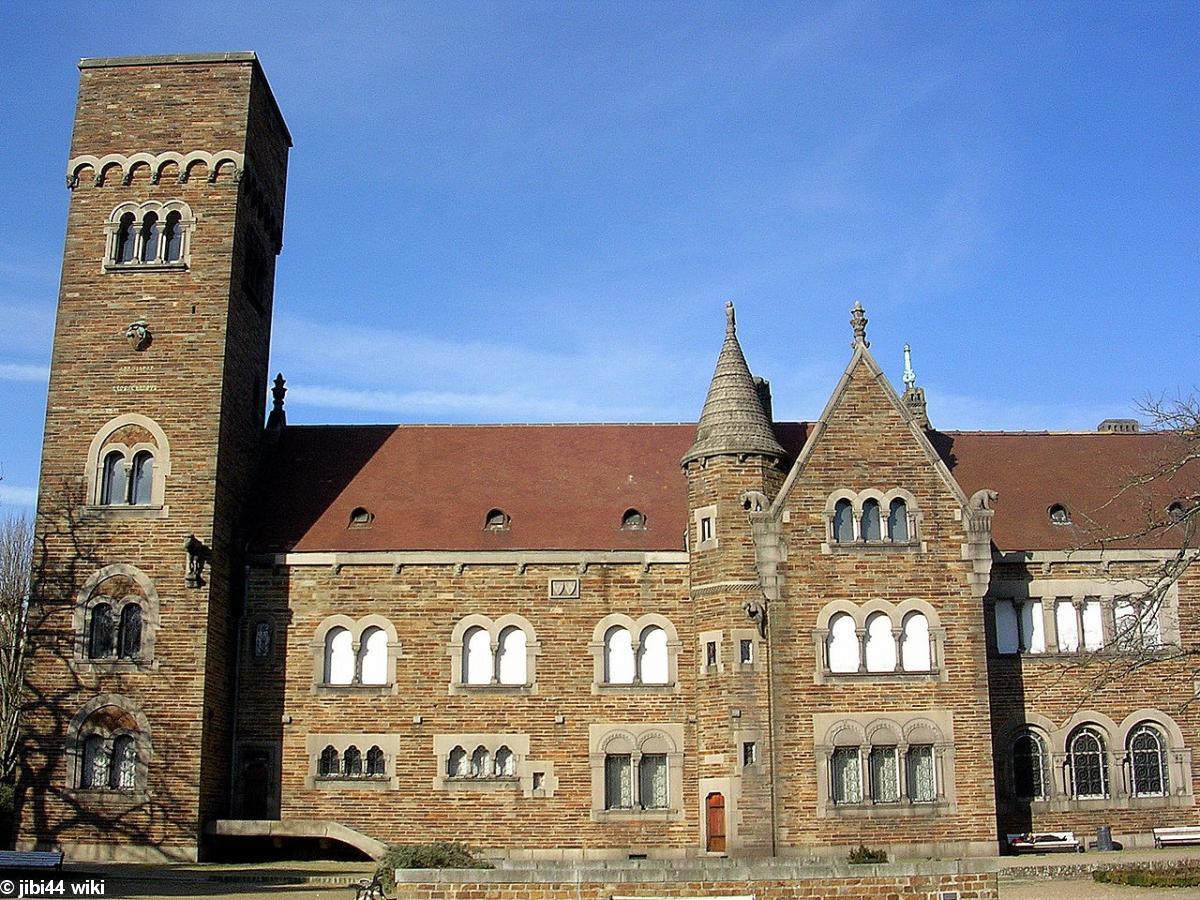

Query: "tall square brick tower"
<box><xmin>19</xmin><ymin>53</ymin><xmax>290</xmax><ymax>861</ymax></box>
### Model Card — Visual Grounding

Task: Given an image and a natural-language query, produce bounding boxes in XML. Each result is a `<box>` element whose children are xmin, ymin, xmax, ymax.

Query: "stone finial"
<box><xmin>903</xmin><ymin>343</ymin><xmax>916</xmax><ymax>389</ymax></box>
<box><xmin>266</xmin><ymin>373</ymin><xmax>287</xmax><ymax>430</ymax></box>
<box><xmin>682</xmin><ymin>303</ymin><xmax>784</xmax><ymax>467</ymax></box>
<box><xmin>850</xmin><ymin>301</ymin><xmax>869</xmax><ymax>348</ymax></box>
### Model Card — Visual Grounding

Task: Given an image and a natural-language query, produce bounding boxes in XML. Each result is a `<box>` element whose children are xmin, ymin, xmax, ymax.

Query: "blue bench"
<box><xmin>0</xmin><ymin>850</ymin><xmax>64</xmax><ymax>869</ymax></box>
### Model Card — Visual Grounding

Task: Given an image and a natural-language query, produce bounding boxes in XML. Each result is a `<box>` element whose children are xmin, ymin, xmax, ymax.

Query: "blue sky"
<box><xmin>1</xmin><ymin>2</ymin><xmax>1197</xmax><ymax>513</ymax></box>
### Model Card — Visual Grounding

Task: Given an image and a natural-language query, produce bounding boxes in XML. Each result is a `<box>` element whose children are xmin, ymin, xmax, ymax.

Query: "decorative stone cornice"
<box><xmin>67</xmin><ymin>150</ymin><xmax>245</xmax><ymax>189</ymax></box>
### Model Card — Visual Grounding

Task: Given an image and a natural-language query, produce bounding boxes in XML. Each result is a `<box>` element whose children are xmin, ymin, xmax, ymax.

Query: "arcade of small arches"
<box><xmin>104</xmin><ymin>200</ymin><xmax>195</xmax><ymax>270</ymax></box>
<box><xmin>827</xmin><ymin>488</ymin><xmax>920</xmax><ymax>546</ymax></box>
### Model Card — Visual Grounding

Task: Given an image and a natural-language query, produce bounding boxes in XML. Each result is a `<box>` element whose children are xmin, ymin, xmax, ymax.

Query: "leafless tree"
<box><xmin>1039</xmin><ymin>394</ymin><xmax>1199</xmax><ymax>705</ymax></box>
<box><xmin>0</xmin><ymin>511</ymin><xmax>32</xmax><ymax>784</ymax></box>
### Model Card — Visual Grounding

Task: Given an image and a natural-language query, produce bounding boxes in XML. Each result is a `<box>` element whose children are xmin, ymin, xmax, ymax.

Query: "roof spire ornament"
<box><xmin>725</xmin><ymin>299</ymin><xmax>736</xmax><ymax>335</ymax></box>
<box><xmin>850</xmin><ymin>301</ymin><xmax>869</xmax><ymax>348</ymax></box>
<box><xmin>266</xmin><ymin>372</ymin><xmax>287</xmax><ymax>430</ymax></box>
<box><xmin>903</xmin><ymin>343</ymin><xmax>916</xmax><ymax>389</ymax></box>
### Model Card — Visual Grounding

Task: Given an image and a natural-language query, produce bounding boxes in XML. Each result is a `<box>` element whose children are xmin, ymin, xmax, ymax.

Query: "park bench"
<box><xmin>0</xmin><ymin>850</ymin><xmax>64</xmax><ymax>869</ymax></box>
<box><xmin>1153</xmin><ymin>826</ymin><xmax>1200</xmax><ymax>848</ymax></box>
<box><xmin>1006</xmin><ymin>831</ymin><xmax>1084</xmax><ymax>854</ymax></box>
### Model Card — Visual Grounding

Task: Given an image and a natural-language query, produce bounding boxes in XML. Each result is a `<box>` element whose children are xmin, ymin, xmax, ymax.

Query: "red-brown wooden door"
<box><xmin>705</xmin><ymin>792</ymin><xmax>726</xmax><ymax>852</ymax></box>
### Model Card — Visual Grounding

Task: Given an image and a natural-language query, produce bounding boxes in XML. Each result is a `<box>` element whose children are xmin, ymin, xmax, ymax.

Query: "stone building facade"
<box><xmin>17</xmin><ymin>53</ymin><xmax>1199</xmax><ymax>863</ymax></box>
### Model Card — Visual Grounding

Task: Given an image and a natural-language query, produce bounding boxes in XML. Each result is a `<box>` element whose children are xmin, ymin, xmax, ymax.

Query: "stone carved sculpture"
<box><xmin>124</xmin><ymin>319</ymin><xmax>151</xmax><ymax>351</ymax></box>
<box><xmin>184</xmin><ymin>534</ymin><xmax>209</xmax><ymax>588</ymax></box>
<box><xmin>744</xmin><ymin>597</ymin><xmax>768</xmax><ymax>639</ymax></box>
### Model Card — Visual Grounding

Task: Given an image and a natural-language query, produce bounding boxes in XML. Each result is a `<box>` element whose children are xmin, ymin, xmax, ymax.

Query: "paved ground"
<box><xmin>14</xmin><ymin>849</ymin><xmax>1199</xmax><ymax>899</ymax></box>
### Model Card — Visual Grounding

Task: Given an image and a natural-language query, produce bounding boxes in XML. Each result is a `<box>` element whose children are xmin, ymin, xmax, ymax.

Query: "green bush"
<box><xmin>375</xmin><ymin>841</ymin><xmax>491</xmax><ymax>891</ymax></box>
<box><xmin>1094</xmin><ymin>866</ymin><xmax>1200</xmax><ymax>888</ymax></box>
<box><xmin>847</xmin><ymin>843</ymin><xmax>888</xmax><ymax>864</ymax></box>
<box><xmin>0</xmin><ymin>784</ymin><xmax>14</xmax><ymax>817</ymax></box>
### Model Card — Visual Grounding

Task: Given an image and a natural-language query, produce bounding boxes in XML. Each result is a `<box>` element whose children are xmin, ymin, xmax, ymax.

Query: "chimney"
<box><xmin>1097</xmin><ymin>419</ymin><xmax>1139</xmax><ymax>433</ymax></box>
<box><xmin>753</xmin><ymin>376</ymin><xmax>773</xmax><ymax>422</ymax></box>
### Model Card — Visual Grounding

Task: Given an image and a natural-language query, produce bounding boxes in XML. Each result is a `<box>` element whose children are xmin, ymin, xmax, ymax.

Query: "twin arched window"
<box><xmin>108</xmin><ymin>202</ymin><xmax>192</xmax><ymax>268</ymax></box>
<box><xmin>80</xmin><ymin>733</ymin><xmax>137</xmax><ymax>791</ymax></box>
<box><xmin>323</xmin><ymin>625</ymin><xmax>390</xmax><ymax>686</ymax></box>
<box><xmin>100</xmin><ymin>450</ymin><xmax>155</xmax><ymax>506</ymax></box>
<box><xmin>826</xmin><ymin>610</ymin><xmax>932</xmax><ymax>674</ymax></box>
<box><xmin>832</xmin><ymin>494</ymin><xmax>913</xmax><ymax>544</ymax></box>
<box><xmin>87</xmin><ymin>602</ymin><xmax>143</xmax><ymax>660</ymax></box>
<box><xmin>604</xmin><ymin>625</ymin><xmax>668</xmax><ymax>685</ymax></box>
<box><xmin>462</xmin><ymin>625</ymin><xmax>528</xmax><ymax>686</ymax></box>
<box><xmin>317</xmin><ymin>743</ymin><xmax>387</xmax><ymax>779</ymax></box>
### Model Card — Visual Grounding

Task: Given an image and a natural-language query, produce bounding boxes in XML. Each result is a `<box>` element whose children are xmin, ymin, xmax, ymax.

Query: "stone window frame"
<box><xmin>447</xmin><ymin>613</ymin><xmax>540</xmax><ymax>695</ymax></box>
<box><xmin>431</xmin><ymin>733</ymin><xmax>555</xmax><ymax>797</ymax></box>
<box><xmin>71</xmin><ymin>564</ymin><xmax>160</xmax><ymax>674</ymax></box>
<box><xmin>813</xmin><ymin>711</ymin><xmax>956</xmax><ymax>818</ymax></box>
<box><xmin>823</xmin><ymin>488</ymin><xmax>924</xmax><ymax>554</ymax></box>
<box><xmin>588</xmin><ymin>723</ymin><xmax>685</xmax><ymax>823</ymax></box>
<box><xmin>84</xmin><ymin>413</ymin><xmax>172</xmax><ymax>519</ymax></box>
<box><xmin>310</xmin><ymin>614</ymin><xmax>401</xmax><ymax>694</ymax></box>
<box><xmin>65</xmin><ymin>693</ymin><xmax>152</xmax><ymax>802</ymax></box>
<box><xmin>589</xmin><ymin>613</ymin><xmax>681</xmax><ymax>693</ymax></box>
<box><xmin>305</xmin><ymin>733</ymin><xmax>399</xmax><ymax>791</ymax></box>
<box><xmin>988</xmin><ymin>578</ymin><xmax>1181</xmax><ymax>659</ymax></box>
<box><xmin>731</xmin><ymin>626</ymin><xmax>762</xmax><ymax>674</ymax></box>
<box><xmin>103</xmin><ymin>199</ymin><xmax>196</xmax><ymax>273</ymax></box>
<box><xmin>698</xmin><ymin>628</ymin><xmax>725</xmax><ymax>678</ymax></box>
<box><xmin>693</xmin><ymin>504</ymin><xmax>718</xmax><ymax>551</ymax></box>
<box><xmin>998</xmin><ymin>709</ymin><xmax>1193</xmax><ymax>812</ymax></box>
<box><xmin>812</xmin><ymin>598</ymin><xmax>945</xmax><ymax>684</ymax></box>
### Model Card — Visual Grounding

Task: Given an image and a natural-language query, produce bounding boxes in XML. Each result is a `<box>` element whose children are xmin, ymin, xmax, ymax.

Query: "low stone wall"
<box><xmin>394</xmin><ymin>858</ymin><xmax>999</xmax><ymax>899</ymax></box>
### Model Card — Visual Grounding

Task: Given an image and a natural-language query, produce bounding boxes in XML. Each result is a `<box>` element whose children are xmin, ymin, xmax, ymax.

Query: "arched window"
<box><xmin>1013</xmin><ymin>731</ymin><xmax>1047</xmax><ymax>800</ymax></box>
<box><xmin>899</xmin><ymin>611</ymin><xmax>930</xmax><ymax>671</ymax></box>
<box><xmin>831</xmin><ymin>746</ymin><xmax>862</xmax><ymax>804</ymax></box>
<box><xmin>1128</xmin><ymin>723</ymin><xmax>1168</xmax><ymax>797</ymax></box>
<box><xmin>111</xmin><ymin>735</ymin><xmax>137</xmax><ymax>791</ymax></box>
<box><xmin>253</xmin><ymin>621</ymin><xmax>272</xmax><ymax>659</ymax></box>
<box><xmin>603</xmin><ymin>626</ymin><xmax>635</xmax><ymax>684</ymax></box>
<box><xmin>496</xmin><ymin>625</ymin><xmax>527</xmax><ymax>685</ymax></box>
<box><xmin>88</xmin><ymin>604</ymin><xmax>115</xmax><ymax>659</ymax></box>
<box><xmin>100</xmin><ymin>451</ymin><xmax>127</xmax><ymax>505</ymax></box>
<box><xmin>463</xmin><ymin>626</ymin><xmax>492</xmax><ymax>685</ymax></box>
<box><xmin>130</xmin><ymin>451</ymin><xmax>154</xmax><ymax>505</ymax></box>
<box><xmin>1068</xmin><ymin>726</ymin><xmax>1108</xmax><ymax>799</ymax></box>
<box><xmin>343</xmin><ymin>745</ymin><xmax>363</xmax><ymax>777</ymax></box>
<box><xmin>163</xmin><ymin>211</ymin><xmax>183</xmax><ymax>262</ymax></box>
<box><xmin>358</xmin><ymin>626</ymin><xmax>388</xmax><ymax>685</ymax></box>
<box><xmin>117</xmin><ymin>604</ymin><xmax>142</xmax><ymax>659</ymax></box>
<box><xmin>621</xmin><ymin>508</ymin><xmax>646</xmax><ymax>530</ymax></box>
<box><xmin>906</xmin><ymin>745</ymin><xmax>936</xmax><ymax>802</ymax></box>
<box><xmin>81</xmin><ymin>734</ymin><xmax>108</xmax><ymax>789</ymax></box>
<box><xmin>864</xmin><ymin>613</ymin><xmax>896</xmax><ymax>673</ymax></box>
<box><xmin>860</xmin><ymin>499</ymin><xmax>882</xmax><ymax>541</ymax></box>
<box><xmin>318</xmin><ymin>745</ymin><xmax>339</xmax><ymax>777</ymax></box>
<box><xmin>869</xmin><ymin>745</ymin><xmax>900</xmax><ymax>802</ymax></box>
<box><xmin>447</xmin><ymin>746</ymin><xmax>467</xmax><ymax>778</ymax></box>
<box><xmin>323</xmin><ymin>626</ymin><xmax>354</xmax><ymax>685</ymax></box>
<box><xmin>833</xmin><ymin>499</ymin><xmax>854</xmax><ymax>543</ymax></box>
<box><xmin>827</xmin><ymin>613</ymin><xmax>859</xmax><ymax>673</ymax></box>
<box><xmin>366</xmin><ymin>745</ymin><xmax>386</xmax><ymax>777</ymax></box>
<box><xmin>494</xmin><ymin>745</ymin><xmax>515</xmax><ymax>777</ymax></box>
<box><xmin>1049</xmin><ymin>503</ymin><xmax>1071</xmax><ymax>525</ymax></box>
<box><xmin>638</xmin><ymin>626</ymin><xmax>668</xmax><ymax>684</ymax></box>
<box><xmin>888</xmin><ymin>498</ymin><xmax>909</xmax><ymax>542</ymax></box>
<box><xmin>139</xmin><ymin>212</ymin><xmax>160</xmax><ymax>263</ymax></box>
<box><xmin>470</xmin><ymin>745</ymin><xmax>490</xmax><ymax>778</ymax></box>
<box><xmin>116</xmin><ymin>212</ymin><xmax>137</xmax><ymax>263</ymax></box>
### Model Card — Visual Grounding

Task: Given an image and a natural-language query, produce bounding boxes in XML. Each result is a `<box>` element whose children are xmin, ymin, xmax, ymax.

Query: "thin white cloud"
<box><xmin>0</xmin><ymin>362</ymin><xmax>49</xmax><ymax>383</ymax></box>
<box><xmin>0</xmin><ymin>484</ymin><xmax>37</xmax><ymax>508</ymax></box>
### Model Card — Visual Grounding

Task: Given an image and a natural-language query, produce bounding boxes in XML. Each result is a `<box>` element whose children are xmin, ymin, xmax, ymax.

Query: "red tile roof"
<box><xmin>249</xmin><ymin>424</ymin><xmax>1193</xmax><ymax>554</ymax></box>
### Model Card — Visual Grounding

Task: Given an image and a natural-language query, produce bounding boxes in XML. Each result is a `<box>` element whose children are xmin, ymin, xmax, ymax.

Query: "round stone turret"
<box><xmin>682</xmin><ymin>302</ymin><xmax>784</xmax><ymax>466</ymax></box>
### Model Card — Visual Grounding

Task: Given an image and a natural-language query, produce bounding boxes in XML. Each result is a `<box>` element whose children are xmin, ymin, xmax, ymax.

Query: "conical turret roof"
<box><xmin>682</xmin><ymin>302</ymin><xmax>784</xmax><ymax>466</ymax></box>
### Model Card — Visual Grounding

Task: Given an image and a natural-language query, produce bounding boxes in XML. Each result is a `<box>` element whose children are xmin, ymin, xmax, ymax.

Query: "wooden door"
<box><xmin>241</xmin><ymin>756</ymin><xmax>270</xmax><ymax>819</ymax></box>
<box><xmin>705</xmin><ymin>792</ymin><xmax>726</xmax><ymax>852</ymax></box>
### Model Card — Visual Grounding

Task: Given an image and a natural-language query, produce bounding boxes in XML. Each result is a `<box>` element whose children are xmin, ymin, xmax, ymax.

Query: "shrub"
<box><xmin>847</xmin><ymin>843</ymin><xmax>888</xmax><ymax>864</ymax></box>
<box><xmin>1094</xmin><ymin>866</ymin><xmax>1200</xmax><ymax>888</ymax></box>
<box><xmin>375</xmin><ymin>841</ymin><xmax>490</xmax><ymax>891</ymax></box>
